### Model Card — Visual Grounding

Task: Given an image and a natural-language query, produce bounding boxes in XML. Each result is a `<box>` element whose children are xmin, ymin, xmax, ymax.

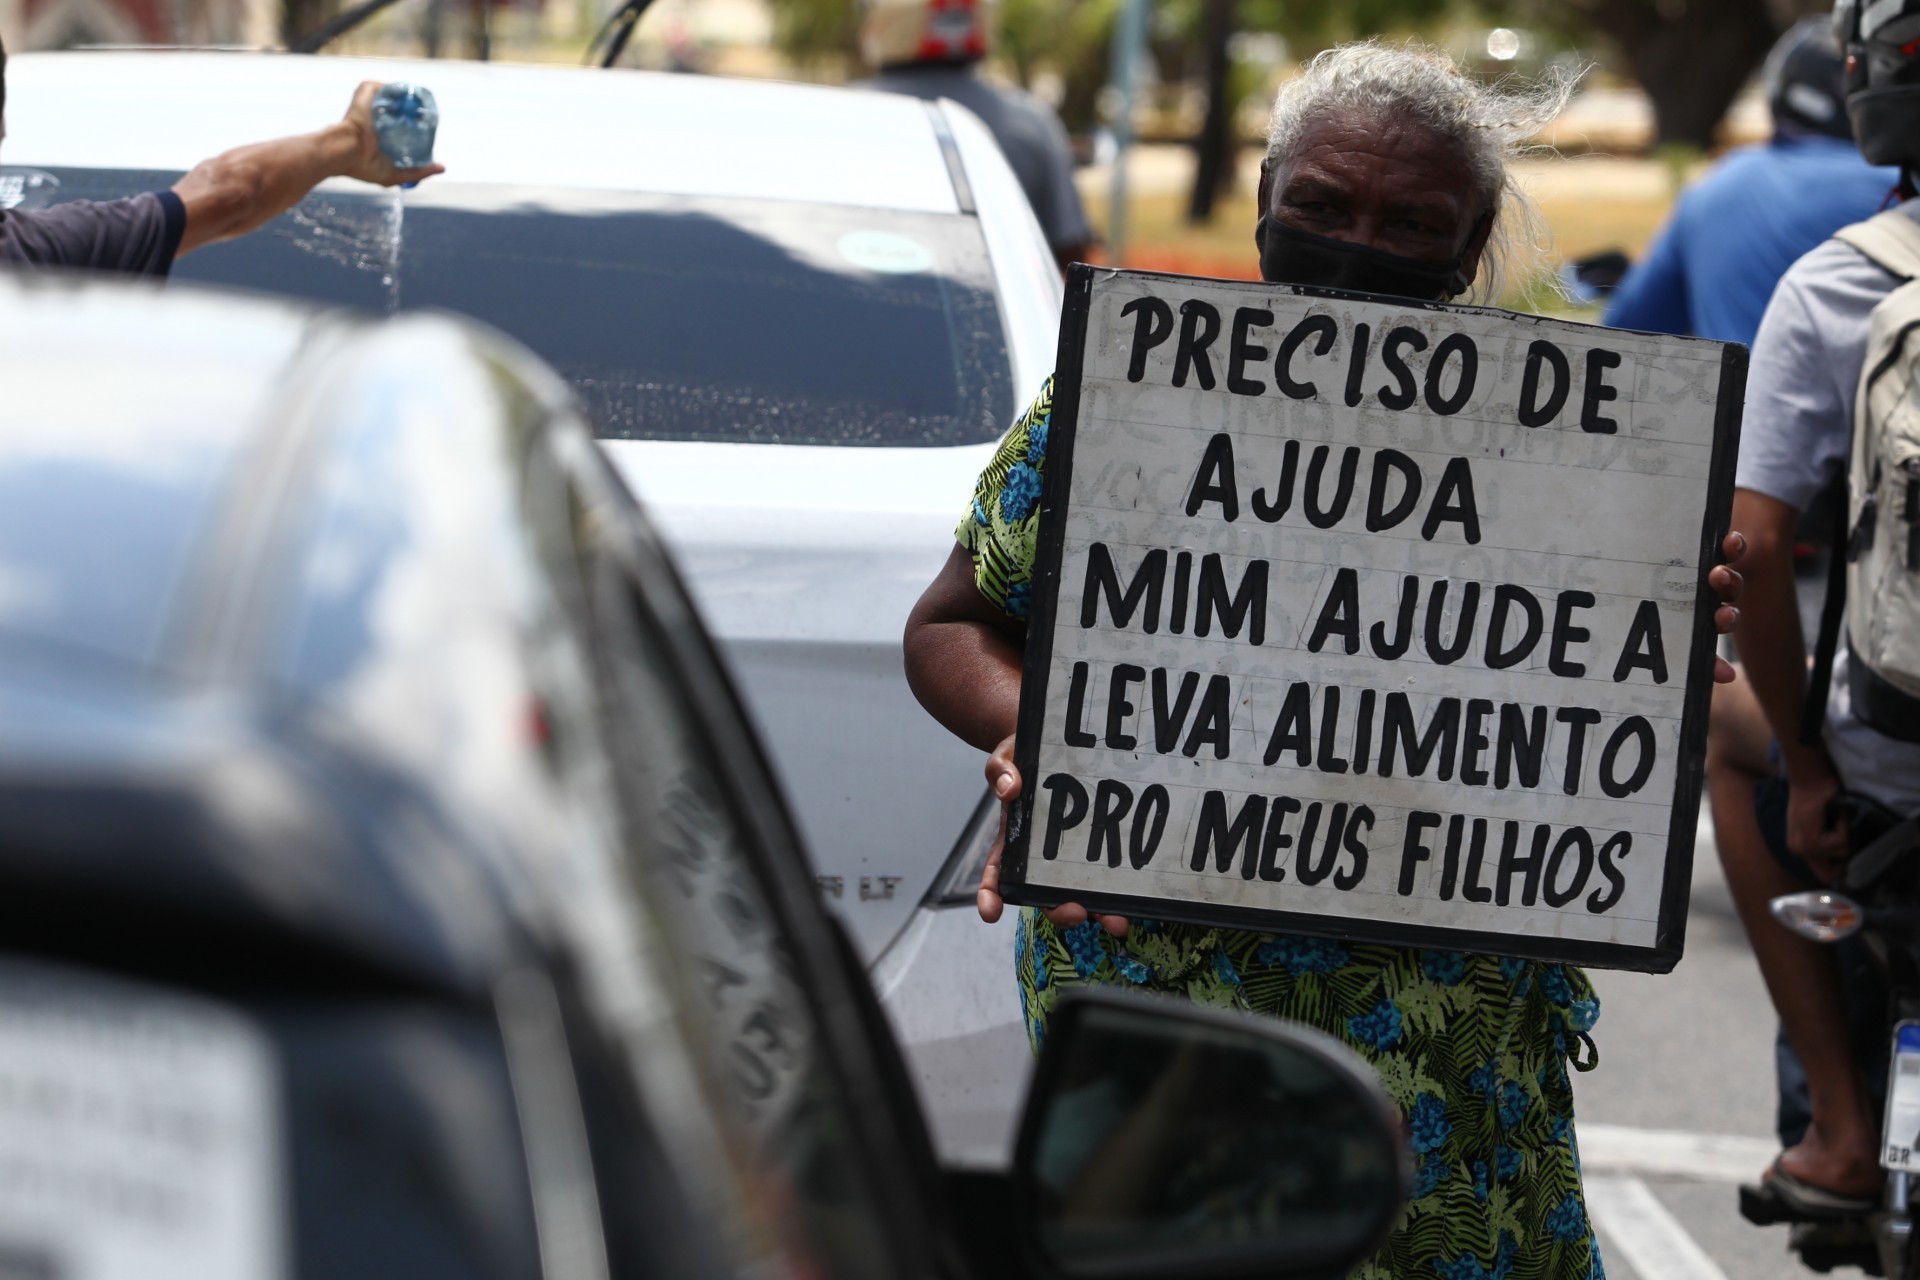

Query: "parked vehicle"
<box><xmin>0</xmin><ymin>50</ymin><xmax>1061</xmax><ymax>1165</ymax></box>
<box><xmin>0</xmin><ymin>271</ymin><xmax>1407</xmax><ymax>1280</ymax></box>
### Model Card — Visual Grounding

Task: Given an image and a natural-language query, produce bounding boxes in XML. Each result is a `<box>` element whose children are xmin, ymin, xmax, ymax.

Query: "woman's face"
<box><xmin>1263</xmin><ymin>113</ymin><xmax>1490</xmax><ymax>289</ymax></box>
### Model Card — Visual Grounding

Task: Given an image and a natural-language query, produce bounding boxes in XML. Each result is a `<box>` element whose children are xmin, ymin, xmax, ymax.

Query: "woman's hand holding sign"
<box><xmin>1711</xmin><ymin>531</ymin><xmax>1747</xmax><ymax>684</ymax></box>
<box><xmin>978</xmin><ymin>732</ymin><xmax>1131</xmax><ymax>936</ymax></box>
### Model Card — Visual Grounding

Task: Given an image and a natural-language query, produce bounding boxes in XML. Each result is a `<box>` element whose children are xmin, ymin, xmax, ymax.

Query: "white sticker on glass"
<box><xmin>836</xmin><ymin>230</ymin><xmax>935</xmax><ymax>275</ymax></box>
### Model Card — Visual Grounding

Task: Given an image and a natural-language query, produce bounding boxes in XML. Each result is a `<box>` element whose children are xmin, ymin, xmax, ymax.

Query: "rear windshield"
<box><xmin>11</xmin><ymin>170</ymin><xmax>1014</xmax><ymax>447</ymax></box>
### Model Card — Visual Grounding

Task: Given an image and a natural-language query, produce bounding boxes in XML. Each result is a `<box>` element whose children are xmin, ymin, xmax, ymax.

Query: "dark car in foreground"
<box><xmin>4</xmin><ymin>49</ymin><xmax>1066</xmax><ymax>1164</ymax></box>
<box><xmin>0</xmin><ymin>272</ymin><xmax>1407</xmax><ymax>1280</ymax></box>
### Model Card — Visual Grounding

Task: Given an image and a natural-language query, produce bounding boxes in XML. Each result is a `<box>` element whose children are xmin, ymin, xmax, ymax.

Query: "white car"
<box><xmin>1</xmin><ymin>51</ymin><xmax>1062</xmax><ymax>1166</ymax></box>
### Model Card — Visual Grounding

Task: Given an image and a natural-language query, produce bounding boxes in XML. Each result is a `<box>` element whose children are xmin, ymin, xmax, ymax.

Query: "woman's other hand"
<box><xmin>978</xmin><ymin>733</ymin><xmax>1130</xmax><ymax>936</ymax></box>
<box><xmin>1710</xmin><ymin>530</ymin><xmax>1747</xmax><ymax>684</ymax></box>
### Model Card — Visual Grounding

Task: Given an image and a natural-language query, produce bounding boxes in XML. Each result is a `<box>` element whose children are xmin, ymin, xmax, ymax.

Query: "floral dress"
<box><xmin>959</xmin><ymin>378</ymin><xmax>1606</xmax><ymax>1280</ymax></box>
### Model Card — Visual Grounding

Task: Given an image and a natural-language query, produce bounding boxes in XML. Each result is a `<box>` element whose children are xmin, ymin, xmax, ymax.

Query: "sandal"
<box><xmin>1739</xmin><ymin>1162</ymin><xmax>1879</xmax><ymax>1225</ymax></box>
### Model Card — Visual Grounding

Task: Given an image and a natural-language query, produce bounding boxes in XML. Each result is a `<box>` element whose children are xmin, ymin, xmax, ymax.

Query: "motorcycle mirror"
<box><xmin>1769</xmin><ymin>890</ymin><xmax>1865</xmax><ymax>942</ymax></box>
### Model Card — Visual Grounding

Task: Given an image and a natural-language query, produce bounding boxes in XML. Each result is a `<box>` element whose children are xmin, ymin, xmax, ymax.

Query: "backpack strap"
<box><xmin>1802</xmin><ymin>485</ymin><xmax>1851</xmax><ymax>748</ymax></box>
<box><xmin>1797</xmin><ymin>211</ymin><xmax>1920</xmax><ymax>745</ymax></box>
<box><xmin>1834</xmin><ymin>208</ymin><xmax>1920</xmax><ymax>281</ymax></box>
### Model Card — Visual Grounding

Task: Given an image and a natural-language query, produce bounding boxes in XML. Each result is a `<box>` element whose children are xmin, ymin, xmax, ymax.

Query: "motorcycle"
<box><xmin>1740</xmin><ymin>794</ymin><xmax>1920</xmax><ymax>1276</ymax></box>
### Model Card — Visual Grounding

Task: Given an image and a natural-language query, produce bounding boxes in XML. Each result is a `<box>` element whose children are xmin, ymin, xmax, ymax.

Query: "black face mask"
<box><xmin>1255</xmin><ymin>215</ymin><xmax>1470</xmax><ymax>302</ymax></box>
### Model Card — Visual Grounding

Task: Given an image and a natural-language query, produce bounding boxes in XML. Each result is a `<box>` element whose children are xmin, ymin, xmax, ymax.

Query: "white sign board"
<box><xmin>1001</xmin><ymin>268</ymin><xmax>1743</xmax><ymax>972</ymax></box>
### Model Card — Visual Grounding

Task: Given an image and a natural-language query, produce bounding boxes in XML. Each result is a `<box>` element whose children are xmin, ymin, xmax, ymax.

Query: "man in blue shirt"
<box><xmin>855</xmin><ymin>0</ymin><xmax>1092</xmax><ymax>271</ymax></box>
<box><xmin>1606</xmin><ymin>17</ymin><xmax>1896</xmax><ymax>345</ymax></box>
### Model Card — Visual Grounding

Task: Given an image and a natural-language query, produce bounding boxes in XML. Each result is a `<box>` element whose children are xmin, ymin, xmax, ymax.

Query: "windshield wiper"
<box><xmin>583</xmin><ymin>0</ymin><xmax>657</xmax><ymax>68</ymax></box>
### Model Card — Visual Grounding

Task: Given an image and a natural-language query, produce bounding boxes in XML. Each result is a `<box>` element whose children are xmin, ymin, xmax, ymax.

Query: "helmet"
<box><xmin>860</xmin><ymin>0</ymin><xmax>997</xmax><ymax>70</ymax></box>
<box><xmin>1765</xmin><ymin>16</ymin><xmax>1852</xmax><ymax>140</ymax></box>
<box><xmin>1835</xmin><ymin>0</ymin><xmax>1920</xmax><ymax>166</ymax></box>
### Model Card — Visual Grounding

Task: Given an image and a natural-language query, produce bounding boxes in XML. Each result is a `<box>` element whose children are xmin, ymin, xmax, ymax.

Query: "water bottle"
<box><xmin>371</xmin><ymin>83</ymin><xmax>438</xmax><ymax>169</ymax></box>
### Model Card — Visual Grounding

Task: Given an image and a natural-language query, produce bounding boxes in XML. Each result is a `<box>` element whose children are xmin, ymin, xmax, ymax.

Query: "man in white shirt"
<box><xmin>1715</xmin><ymin>0</ymin><xmax>1920</xmax><ymax>1215</ymax></box>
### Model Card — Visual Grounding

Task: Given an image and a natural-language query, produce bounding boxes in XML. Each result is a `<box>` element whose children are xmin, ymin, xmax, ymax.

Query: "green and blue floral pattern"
<box><xmin>964</xmin><ymin>379</ymin><xmax>1606</xmax><ymax>1280</ymax></box>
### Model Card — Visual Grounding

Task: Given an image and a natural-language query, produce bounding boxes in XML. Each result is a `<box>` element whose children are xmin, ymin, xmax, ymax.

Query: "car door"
<box><xmin>529</xmin><ymin>412</ymin><xmax>975</xmax><ymax>1280</ymax></box>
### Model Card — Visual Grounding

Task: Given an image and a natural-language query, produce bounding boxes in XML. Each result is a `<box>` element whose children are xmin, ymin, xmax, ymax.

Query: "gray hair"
<box><xmin>1264</xmin><ymin>40</ymin><xmax>1576</xmax><ymax>303</ymax></box>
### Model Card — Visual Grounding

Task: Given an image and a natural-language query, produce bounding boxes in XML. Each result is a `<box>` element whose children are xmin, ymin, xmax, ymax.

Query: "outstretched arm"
<box><xmin>172</xmin><ymin>81</ymin><xmax>443</xmax><ymax>257</ymax></box>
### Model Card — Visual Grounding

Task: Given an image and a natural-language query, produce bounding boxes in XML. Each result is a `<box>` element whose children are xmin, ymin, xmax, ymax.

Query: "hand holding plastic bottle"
<box><xmin>166</xmin><ymin>80</ymin><xmax>442</xmax><ymax>258</ymax></box>
<box><xmin>338</xmin><ymin>81</ymin><xmax>444</xmax><ymax>188</ymax></box>
<box><xmin>370</xmin><ymin>83</ymin><xmax>438</xmax><ymax>169</ymax></box>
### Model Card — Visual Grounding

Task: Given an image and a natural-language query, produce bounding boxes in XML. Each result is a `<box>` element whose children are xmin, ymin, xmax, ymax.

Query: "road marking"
<box><xmin>1580</xmin><ymin>1122</ymin><xmax>1775</xmax><ymax>1183</ymax></box>
<box><xmin>1586</xmin><ymin>1174</ymin><xmax>1733</xmax><ymax>1280</ymax></box>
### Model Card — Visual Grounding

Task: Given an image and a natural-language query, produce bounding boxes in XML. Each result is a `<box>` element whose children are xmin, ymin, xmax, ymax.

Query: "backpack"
<box><xmin>1804</xmin><ymin>208</ymin><xmax>1920</xmax><ymax>745</ymax></box>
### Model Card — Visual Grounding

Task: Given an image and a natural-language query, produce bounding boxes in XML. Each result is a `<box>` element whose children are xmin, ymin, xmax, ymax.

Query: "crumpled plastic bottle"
<box><xmin>371</xmin><ymin>83</ymin><xmax>438</xmax><ymax>169</ymax></box>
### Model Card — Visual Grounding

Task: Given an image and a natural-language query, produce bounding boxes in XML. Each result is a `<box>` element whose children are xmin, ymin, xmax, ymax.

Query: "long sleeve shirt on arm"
<box><xmin>0</xmin><ymin>192</ymin><xmax>186</xmax><ymax>277</ymax></box>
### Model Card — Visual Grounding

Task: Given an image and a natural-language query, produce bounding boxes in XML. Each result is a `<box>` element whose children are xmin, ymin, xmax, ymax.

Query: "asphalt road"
<box><xmin>1575</xmin><ymin>823</ymin><xmax>1869</xmax><ymax>1280</ymax></box>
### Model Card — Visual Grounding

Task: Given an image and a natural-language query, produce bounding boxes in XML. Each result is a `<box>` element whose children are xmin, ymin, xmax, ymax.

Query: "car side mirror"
<box><xmin>1011</xmin><ymin>990</ymin><xmax>1408</xmax><ymax>1280</ymax></box>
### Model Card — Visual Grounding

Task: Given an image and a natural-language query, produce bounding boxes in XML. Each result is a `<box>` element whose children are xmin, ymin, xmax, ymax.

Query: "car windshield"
<box><xmin>9</xmin><ymin>170</ymin><xmax>1014</xmax><ymax>447</ymax></box>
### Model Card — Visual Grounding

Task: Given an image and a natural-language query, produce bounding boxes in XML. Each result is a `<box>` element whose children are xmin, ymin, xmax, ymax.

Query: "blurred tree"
<box><xmin>1001</xmin><ymin>0</ymin><xmax>1120</xmax><ymax>134</ymax></box>
<box><xmin>1494</xmin><ymin>0</ymin><xmax>1831</xmax><ymax>149</ymax></box>
<box><xmin>1206</xmin><ymin>0</ymin><xmax>1831</xmax><ymax>212</ymax></box>
<box><xmin>780</xmin><ymin>0</ymin><xmax>1115</xmax><ymax>111</ymax></box>
<box><xmin>1185</xmin><ymin>0</ymin><xmax>1452</xmax><ymax>221</ymax></box>
<box><xmin>1189</xmin><ymin>0</ymin><xmax>1234</xmax><ymax>220</ymax></box>
<box><xmin>771</xmin><ymin>0</ymin><xmax>860</xmax><ymax>75</ymax></box>
<box><xmin>1584</xmin><ymin>0</ymin><xmax>1773</xmax><ymax>148</ymax></box>
<box><xmin>282</xmin><ymin>0</ymin><xmax>341</xmax><ymax>46</ymax></box>
<box><xmin>767</xmin><ymin>0</ymin><xmax>1831</xmax><ymax>227</ymax></box>
<box><xmin>1236</xmin><ymin>0</ymin><xmax>1452</xmax><ymax>53</ymax></box>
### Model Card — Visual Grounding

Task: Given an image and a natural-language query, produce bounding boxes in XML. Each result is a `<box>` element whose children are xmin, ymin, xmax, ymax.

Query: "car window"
<box><xmin>578</xmin><ymin>544</ymin><xmax>905</xmax><ymax>1280</ymax></box>
<box><xmin>0</xmin><ymin>261</ymin><xmax>308</xmax><ymax>672</ymax></box>
<box><xmin>263</xmin><ymin>345</ymin><xmax>779</xmax><ymax>1280</ymax></box>
<box><xmin>504</xmin><ymin>421</ymin><xmax>945</xmax><ymax>1280</ymax></box>
<box><xmin>14</xmin><ymin>170</ymin><xmax>1015</xmax><ymax>448</ymax></box>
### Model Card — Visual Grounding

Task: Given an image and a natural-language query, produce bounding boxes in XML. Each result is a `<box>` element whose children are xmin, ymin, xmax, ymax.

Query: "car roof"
<box><xmin>0</xmin><ymin>272</ymin><xmax>549</xmax><ymax>995</ymax></box>
<box><xmin>3</xmin><ymin>52</ymin><xmax>966</xmax><ymax>213</ymax></box>
<box><xmin>0</xmin><ymin>272</ymin><xmax>323</xmax><ymax>677</ymax></box>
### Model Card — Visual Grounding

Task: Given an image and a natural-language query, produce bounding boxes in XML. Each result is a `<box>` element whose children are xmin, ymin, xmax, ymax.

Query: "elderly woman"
<box><xmin>905</xmin><ymin>41</ymin><xmax>1745</xmax><ymax>1280</ymax></box>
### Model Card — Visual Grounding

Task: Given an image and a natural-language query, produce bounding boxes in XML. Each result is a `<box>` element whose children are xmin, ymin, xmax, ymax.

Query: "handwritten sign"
<box><xmin>1000</xmin><ymin>267</ymin><xmax>1743</xmax><ymax>973</ymax></box>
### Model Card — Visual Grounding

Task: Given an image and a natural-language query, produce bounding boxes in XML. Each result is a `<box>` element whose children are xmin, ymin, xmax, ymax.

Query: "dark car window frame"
<box><xmin>542</xmin><ymin>413</ymin><xmax>964</xmax><ymax>1278</ymax></box>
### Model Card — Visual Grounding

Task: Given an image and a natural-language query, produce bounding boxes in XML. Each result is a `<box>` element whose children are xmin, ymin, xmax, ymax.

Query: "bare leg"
<box><xmin>1711</xmin><ymin>670</ymin><xmax>1881</xmax><ymax>1195</ymax></box>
